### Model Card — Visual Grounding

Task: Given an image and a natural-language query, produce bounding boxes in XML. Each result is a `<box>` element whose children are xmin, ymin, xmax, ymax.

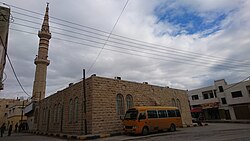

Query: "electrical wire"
<box><xmin>9</xmin><ymin>27</ymin><xmax>249</xmax><ymax>73</ymax></box>
<box><xmin>0</xmin><ymin>36</ymin><xmax>31</xmax><ymax>97</ymax></box>
<box><xmin>12</xmin><ymin>12</ymin><xmax>250</xmax><ymax>67</ymax></box>
<box><xmin>9</xmin><ymin>20</ymin><xmax>250</xmax><ymax>70</ymax></box>
<box><xmin>86</xmin><ymin>0</ymin><xmax>130</xmax><ymax>74</ymax></box>
<box><xmin>4</xmin><ymin>2</ymin><xmax>250</xmax><ymax>66</ymax></box>
<box><xmin>10</xmin><ymin>15</ymin><xmax>250</xmax><ymax>70</ymax></box>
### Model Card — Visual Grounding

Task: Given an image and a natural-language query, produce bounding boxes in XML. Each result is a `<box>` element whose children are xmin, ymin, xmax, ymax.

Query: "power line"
<box><xmin>9</xmin><ymin>28</ymin><xmax>249</xmax><ymax>73</ymax></box>
<box><xmin>224</xmin><ymin>76</ymin><xmax>250</xmax><ymax>92</ymax></box>
<box><xmin>10</xmin><ymin>23</ymin><xmax>250</xmax><ymax>71</ymax></box>
<box><xmin>5</xmin><ymin>2</ymin><xmax>250</xmax><ymax>66</ymax></box>
<box><xmin>86</xmin><ymin>0</ymin><xmax>130</xmax><ymax>74</ymax></box>
<box><xmin>0</xmin><ymin>36</ymin><xmax>31</xmax><ymax>97</ymax></box>
<box><xmin>11</xmin><ymin>13</ymin><xmax>250</xmax><ymax>69</ymax></box>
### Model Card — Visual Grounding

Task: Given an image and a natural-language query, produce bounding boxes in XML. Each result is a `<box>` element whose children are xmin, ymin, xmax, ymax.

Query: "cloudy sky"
<box><xmin>0</xmin><ymin>0</ymin><xmax>250</xmax><ymax>99</ymax></box>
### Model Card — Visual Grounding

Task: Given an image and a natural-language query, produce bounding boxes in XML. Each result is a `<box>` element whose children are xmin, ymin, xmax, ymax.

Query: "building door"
<box><xmin>225</xmin><ymin>110</ymin><xmax>231</xmax><ymax>120</ymax></box>
<box><xmin>233</xmin><ymin>105</ymin><xmax>250</xmax><ymax>119</ymax></box>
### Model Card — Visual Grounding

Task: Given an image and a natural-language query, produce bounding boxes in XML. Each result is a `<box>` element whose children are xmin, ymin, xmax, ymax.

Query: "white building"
<box><xmin>188</xmin><ymin>79</ymin><xmax>250</xmax><ymax>120</ymax></box>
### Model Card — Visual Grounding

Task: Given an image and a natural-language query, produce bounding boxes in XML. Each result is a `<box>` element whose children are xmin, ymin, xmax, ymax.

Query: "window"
<box><xmin>147</xmin><ymin>110</ymin><xmax>158</xmax><ymax>118</ymax></box>
<box><xmin>54</xmin><ymin>105</ymin><xmax>57</xmax><ymax>123</ymax></box>
<box><xmin>57</xmin><ymin>104</ymin><xmax>61</xmax><ymax>122</ymax></box>
<box><xmin>69</xmin><ymin>99</ymin><xmax>73</xmax><ymax>123</ymax></box>
<box><xmin>203</xmin><ymin>93</ymin><xmax>209</xmax><ymax>99</ymax></box>
<box><xmin>176</xmin><ymin>99</ymin><xmax>181</xmax><ymax>112</ymax></box>
<box><xmin>126</xmin><ymin>95</ymin><xmax>133</xmax><ymax>110</ymax></box>
<box><xmin>6</xmin><ymin>105</ymin><xmax>8</xmax><ymax>108</ymax></box>
<box><xmin>202</xmin><ymin>90</ymin><xmax>213</xmax><ymax>99</ymax></box>
<box><xmin>192</xmin><ymin>95</ymin><xmax>199</xmax><ymax>100</ymax></box>
<box><xmin>209</xmin><ymin>93</ymin><xmax>214</xmax><ymax>98</ymax></box>
<box><xmin>172</xmin><ymin>98</ymin><xmax>176</xmax><ymax>107</ymax></box>
<box><xmin>167</xmin><ymin>110</ymin><xmax>176</xmax><ymax>117</ymax></box>
<box><xmin>74</xmin><ymin>97</ymin><xmax>79</xmax><ymax>122</ymax></box>
<box><xmin>219</xmin><ymin>86</ymin><xmax>224</xmax><ymax>92</ymax></box>
<box><xmin>221</xmin><ymin>98</ymin><xmax>227</xmax><ymax>104</ymax></box>
<box><xmin>139</xmin><ymin>112</ymin><xmax>146</xmax><ymax>120</ymax></box>
<box><xmin>246</xmin><ymin>86</ymin><xmax>250</xmax><ymax>94</ymax></box>
<box><xmin>231</xmin><ymin>91</ymin><xmax>243</xmax><ymax>98</ymax></box>
<box><xmin>214</xmin><ymin>90</ymin><xmax>217</xmax><ymax>98</ymax></box>
<box><xmin>116</xmin><ymin>94</ymin><xmax>125</xmax><ymax>115</ymax></box>
<box><xmin>158</xmin><ymin>110</ymin><xmax>168</xmax><ymax>118</ymax></box>
<box><xmin>175</xmin><ymin>110</ymin><xmax>181</xmax><ymax>117</ymax></box>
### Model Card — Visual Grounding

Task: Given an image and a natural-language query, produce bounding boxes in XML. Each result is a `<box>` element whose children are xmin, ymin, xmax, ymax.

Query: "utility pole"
<box><xmin>81</xmin><ymin>69</ymin><xmax>87</xmax><ymax>135</ymax></box>
<box><xmin>21</xmin><ymin>100</ymin><xmax>24</xmax><ymax>124</ymax></box>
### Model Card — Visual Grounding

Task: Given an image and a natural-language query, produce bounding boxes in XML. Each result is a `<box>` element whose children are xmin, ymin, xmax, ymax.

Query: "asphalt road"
<box><xmin>0</xmin><ymin>123</ymin><xmax>249</xmax><ymax>141</ymax></box>
<box><xmin>96</xmin><ymin>123</ymin><xmax>250</xmax><ymax>141</ymax></box>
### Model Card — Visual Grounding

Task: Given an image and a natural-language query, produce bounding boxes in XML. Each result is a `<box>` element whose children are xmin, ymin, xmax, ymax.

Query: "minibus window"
<box><xmin>138</xmin><ymin>112</ymin><xmax>146</xmax><ymax>120</ymax></box>
<box><xmin>124</xmin><ymin>110</ymin><xmax>138</xmax><ymax>120</ymax></box>
<box><xmin>167</xmin><ymin>110</ymin><xmax>176</xmax><ymax>117</ymax></box>
<box><xmin>158</xmin><ymin>110</ymin><xmax>168</xmax><ymax>118</ymax></box>
<box><xmin>176</xmin><ymin>110</ymin><xmax>181</xmax><ymax>117</ymax></box>
<box><xmin>147</xmin><ymin>110</ymin><xmax>158</xmax><ymax>118</ymax></box>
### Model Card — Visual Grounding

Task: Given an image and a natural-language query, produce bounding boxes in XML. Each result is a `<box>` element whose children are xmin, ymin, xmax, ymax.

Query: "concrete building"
<box><xmin>0</xmin><ymin>6</ymin><xmax>10</xmax><ymax>90</ymax></box>
<box><xmin>7</xmin><ymin>104</ymin><xmax>27</xmax><ymax>129</ymax></box>
<box><xmin>188</xmin><ymin>79</ymin><xmax>250</xmax><ymax>120</ymax></box>
<box><xmin>35</xmin><ymin>75</ymin><xmax>192</xmax><ymax>135</ymax></box>
<box><xmin>0</xmin><ymin>98</ymin><xmax>28</xmax><ymax>127</ymax></box>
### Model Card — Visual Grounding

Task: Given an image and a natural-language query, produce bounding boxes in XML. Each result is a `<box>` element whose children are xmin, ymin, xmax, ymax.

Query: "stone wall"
<box><xmin>90</xmin><ymin>76</ymin><xmax>192</xmax><ymax>134</ymax></box>
<box><xmin>37</xmin><ymin>79</ymin><xmax>93</xmax><ymax>134</ymax></box>
<box><xmin>37</xmin><ymin>75</ymin><xmax>192</xmax><ymax>135</ymax></box>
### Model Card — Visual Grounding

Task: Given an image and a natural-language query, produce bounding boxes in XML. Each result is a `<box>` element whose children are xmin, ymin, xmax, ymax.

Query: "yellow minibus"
<box><xmin>122</xmin><ymin>106</ymin><xmax>182</xmax><ymax>135</ymax></box>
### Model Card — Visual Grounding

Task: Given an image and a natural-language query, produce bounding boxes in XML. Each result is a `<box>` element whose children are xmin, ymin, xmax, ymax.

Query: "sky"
<box><xmin>0</xmin><ymin>0</ymin><xmax>250</xmax><ymax>99</ymax></box>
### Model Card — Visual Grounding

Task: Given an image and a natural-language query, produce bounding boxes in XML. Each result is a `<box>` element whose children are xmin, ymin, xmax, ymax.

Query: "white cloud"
<box><xmin>0</xmin><ymin>0</ymin><xmax>249</xmax><ymax>99</ymax></box>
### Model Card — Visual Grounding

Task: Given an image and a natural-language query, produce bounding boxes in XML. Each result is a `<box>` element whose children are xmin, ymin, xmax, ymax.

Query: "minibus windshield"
<box><xmin>124</xmin><ymin>110</ymin><xmax>138</xmax><ymax>120</ymax></box>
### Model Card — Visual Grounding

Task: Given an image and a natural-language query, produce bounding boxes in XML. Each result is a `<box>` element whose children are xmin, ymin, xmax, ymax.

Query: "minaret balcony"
<box><xmin>38</xmin><ymin>31</ymin><xmax>51</xmax><ymax>39</ymax></box>
<box><xmin>34</xmin><ymin>57</ymin><xmax>50</xmax><ymax>66</ymax></box>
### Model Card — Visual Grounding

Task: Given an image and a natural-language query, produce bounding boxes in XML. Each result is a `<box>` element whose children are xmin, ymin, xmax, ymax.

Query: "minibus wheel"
<box><xmin>142</xmin><ymin>127</ymin><xmax>149</xmax><ymax>136</ymax></box>
<box><xmin>169</xmin><ymin>124</ymin><xmax>176</xmax><ymax>132</ymax></box>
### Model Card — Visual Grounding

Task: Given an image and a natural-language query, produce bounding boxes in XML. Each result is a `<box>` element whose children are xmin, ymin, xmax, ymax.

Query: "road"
<box><xmin>0</xmin><ymin>132</ymin><xmax>66</xmax><ymax>141</ymax></box>
<box><xmin>0</xmin><ymin>123</ymin><xmax>249</xmax><ymax>141</ymax></box>
<box><xmin>96</xmin><ymin>123</ymin><xmax>250</xmax><ymax>141</ymax></box>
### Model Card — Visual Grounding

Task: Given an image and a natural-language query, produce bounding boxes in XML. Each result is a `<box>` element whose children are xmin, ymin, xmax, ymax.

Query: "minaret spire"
<box><xmin>32</xmin><ymin>4</ymin><xmax>51</xmax><ymax>101</ymax></box>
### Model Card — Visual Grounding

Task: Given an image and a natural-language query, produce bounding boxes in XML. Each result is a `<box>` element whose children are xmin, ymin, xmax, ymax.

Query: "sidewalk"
<box><xmin>205</xmin><ymin>120</ymin><xmax>250</xmax><ymax>124</ymax></box>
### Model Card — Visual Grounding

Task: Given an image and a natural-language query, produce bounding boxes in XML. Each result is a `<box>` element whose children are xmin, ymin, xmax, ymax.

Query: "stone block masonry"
<box><xmin>36</xmin><ymin>75</ymin><xmax>192</xmax><ymax>135</ymax></box>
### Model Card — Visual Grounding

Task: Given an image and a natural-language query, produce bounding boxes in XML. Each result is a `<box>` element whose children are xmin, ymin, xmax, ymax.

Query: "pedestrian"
<box><xmin>1</xmin><ymin>123</ymin><xmax>6</xmax><ymax>137</ymax></box>
<box><xmin>18</xmin><ymin>123</ymin><xmax>22</xmax><ymax>132</ymax></box>
<box><xmin>8</xmin><ymin>122</ymin><xmax>13</xmax><ymax>136</ymax></box>
<box><xmin>15</xmin><ymin>123</ymin><xmax>18</xmax><ymax>132</ymax></box>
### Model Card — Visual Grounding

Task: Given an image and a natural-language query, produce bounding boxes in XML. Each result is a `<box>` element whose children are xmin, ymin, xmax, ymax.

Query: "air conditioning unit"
<box><xmin>114</xmin><ymin>76</ymin><xmax>121</xmax><ymax>80</ymax></box>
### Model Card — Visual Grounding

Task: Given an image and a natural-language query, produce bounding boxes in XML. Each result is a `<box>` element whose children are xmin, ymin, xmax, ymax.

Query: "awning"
<box><xmin>191</xmin><ymin>107</ymin><xmax>202</xmax><ymax>113</ymax></box>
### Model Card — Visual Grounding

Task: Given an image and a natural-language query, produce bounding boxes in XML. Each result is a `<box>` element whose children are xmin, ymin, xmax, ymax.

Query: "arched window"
<box><xmin>176</xmin><ymin>99</ymin><xmax>181</xmax><ymax>112</ymax></box>
<box><xmin>57</xmin><ymin>104</ymin><xmax>61</xmax><ymax>122</ymax></box>
<box><xmin>126</xmin><ymin>94</ymin><xmax>133</xmax><ymax>110</ymax></box>
<box><xmin>54</xmin><ymin>105</ymin><xmax>57</xmax><ymax>123</ymax></box>
<box><xmin>43</xmin><ymin>108</ymin><xmax>46</xmax><ymax>123</ymax></box>
<box><xmin>74</xmin><ymin>97</ymin><xmax>79</xmax><ymax>122</ymax></box>
<box><xmin>172</xmin><ymin>98</ymin><xmax>176</xmax><ymax>107</ymax></box>
<box><xmin>69</xmin><ymin>99</ymin><xmax>73</xmax><ymax>123</ymax></box>
<box><xmin>116</xmin><ymin>94</ymin><xmax>125</xmax><ymax>115</ymax></box>
<box><xmin>34</xmin><ymin>109</ymin><xmax>38</xmax><ymax>123</ymax></box>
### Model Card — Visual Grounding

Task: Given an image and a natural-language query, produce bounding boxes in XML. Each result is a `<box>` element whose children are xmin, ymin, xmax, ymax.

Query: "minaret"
<box><xmin>32</xmin><ymin>3</ymin><xmax>51</xmax><ymax>101</ymax></box>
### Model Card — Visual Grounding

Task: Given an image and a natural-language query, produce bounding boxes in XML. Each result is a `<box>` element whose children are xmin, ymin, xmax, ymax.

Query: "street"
<box><xmin>0</xmin><ymin>123</ymin><xmax>249</xmax><ymax>141</ymax></box>
<box><xmin>96</xmin><ymin>123</ymin><xmax>250</xmax><ymax>141</ymax></box>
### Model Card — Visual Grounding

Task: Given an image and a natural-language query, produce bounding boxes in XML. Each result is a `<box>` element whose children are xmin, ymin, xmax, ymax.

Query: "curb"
<box><xmin>28</xmin><ymin>131</ymin><xmax>122</xmax><ymax>140</ymax></box>
<box><xmin>205</xmin><ymin>120</ymin><xmax>250</xmax><ymax>124</ymax></box>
